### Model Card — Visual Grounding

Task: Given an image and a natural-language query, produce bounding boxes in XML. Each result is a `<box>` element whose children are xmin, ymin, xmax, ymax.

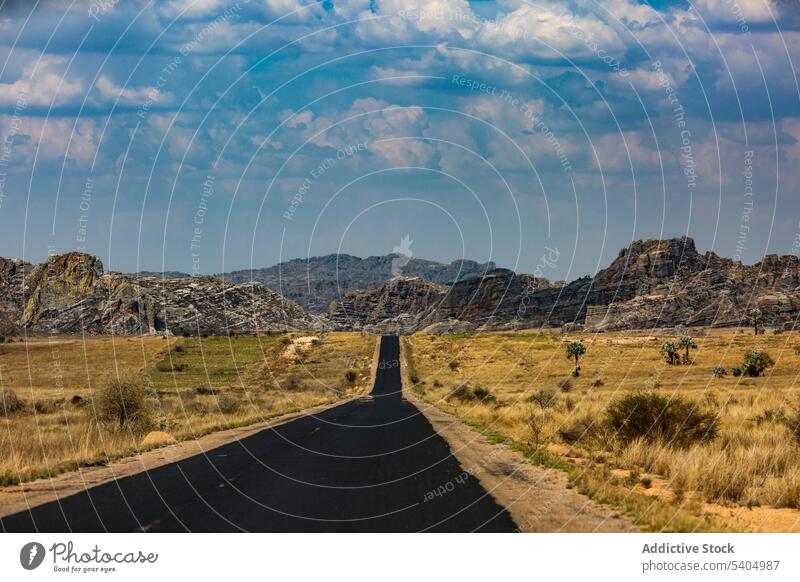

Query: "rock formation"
<box><xmin>3</xmin><ymin>252</ymin><xmax>325</xmax><ymax>335</ymax></box>
<box><xmin>5</xmin><ymin>237</ymin><xmax>800</xmax><ymax>335</ymax></box>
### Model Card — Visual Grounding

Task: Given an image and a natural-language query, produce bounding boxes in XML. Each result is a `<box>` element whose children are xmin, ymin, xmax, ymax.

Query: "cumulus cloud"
<box><xmin>0</xmin><ymin>56</ymin><xmax>83</xmax><ymax>108</ymax></box>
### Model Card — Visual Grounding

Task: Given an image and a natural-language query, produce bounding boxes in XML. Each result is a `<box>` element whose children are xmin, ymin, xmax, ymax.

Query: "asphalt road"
<box><xmin>1</xmin><ymin>336</ymin><xmax>517</xmax><ymax>532</ymax></box>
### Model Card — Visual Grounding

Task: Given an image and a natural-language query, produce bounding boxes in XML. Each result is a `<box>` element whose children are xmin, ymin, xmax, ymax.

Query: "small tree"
<box><xmin>749</xmin><ymin>308</ymin><xmax>762</xmax><ymax>336</ymax></box>
<box><xmin>677</xmin><ymin>335</ymin><xmax>697</xmax><ymax>365</ymax></box>
<box><xmin>660</xmin><ymin>341</ymin><xmax>680</xmax><ymax>365</ymax></box>
<box><xmin>742</xmin><ymin>350</ymin><xmax>774</xmax><ymax>377</ymax></box>
<box><xmin>565</xmin><ymin>341</ymin><xmax>586</xmax><ymax>376</ymax></box>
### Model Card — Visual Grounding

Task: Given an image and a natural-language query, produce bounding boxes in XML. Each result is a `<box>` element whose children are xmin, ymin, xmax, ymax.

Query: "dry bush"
<box><xmin>0</xmin><ymin>390</ymin><xmax>25</xmax><ymax>416</ymax></box>
<box><xmin>528</xmin><ymin>388</ymin><xmax>557</xmax><ymax>409</ymax></box>
<box><xmin>559</xmin><ymin>416</ymin><xmax>610</xmax><ymax>448</ymax></box>
<box><xmin>343</xmin><ymin>369</ymin><xmax>358</xmax><ymax>385</ymax></box>
<box><xmin>94</xmin><ymin>374</ymin><xmax>153</xmax><ymax>430</ymax></box>
<box><xmin>605</xmin><ymin>391</ymin><xmax>719</xmax><ymax>447</ymax></box>
<box><xmin>447</xmin><ymin>384</ymin><xmax>495</xmax><ymax>404</ymax></box>
<box><xmin>156</xmin><ymin>361</ymin><xmax>189</xmax><ymax>372</ymax></box>
<box><xmin>217</xmin><ymin>393</ymin><xmax>241</xmax><ymax>415</ymax></box>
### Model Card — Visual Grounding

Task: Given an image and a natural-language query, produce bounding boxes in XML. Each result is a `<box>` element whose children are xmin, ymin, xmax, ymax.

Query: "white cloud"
<box><xmin>96</xmin><ymin>75</ymin><xmax>173</xmax><ymax>107</ymax></box>
<box><xmin>0</xmin><ymin>56</ymin><xmax>83</xmax><ymax>108</ymax></box>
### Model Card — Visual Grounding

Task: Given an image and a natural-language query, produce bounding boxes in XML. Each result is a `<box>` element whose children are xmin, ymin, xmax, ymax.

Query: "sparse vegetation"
<box><xmin>406</xmin><ymin>330</ymin><xmax>800</xmax><ymax>530</ymax></box>
<box><xmin>713</xmin><ymin>366</ymin><xmax>726</xmax><ymax>378</ymax></box>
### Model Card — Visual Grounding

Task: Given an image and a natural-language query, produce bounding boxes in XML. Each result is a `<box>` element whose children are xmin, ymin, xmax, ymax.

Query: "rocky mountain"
<box><xmin>328</xmin><ymin>276</ymin><xmax>447</xmax><ymax>334</ymax></box>
<box><xmin>326</xmin><ymin>237</ymin><xmax>800</xmax><ymax>333</ymax></box>
<box><xmin>6</xmin><ymin>237</ymin><xmax>800</xmax><ymax>335</ymax></box>
<box><xmin>220</xmin><ymin>254</ymin><xmax>495</xmax><ymax>314</ymax></box>
<box><xmin>3</xmin><ymin>252</ymin><xmax>324</xmax><ymax>335</ymax></box>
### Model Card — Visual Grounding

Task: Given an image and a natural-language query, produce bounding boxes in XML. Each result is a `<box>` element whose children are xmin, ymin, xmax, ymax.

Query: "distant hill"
<box><xmin>220</xmin><ymin>254</ymin><xmax>496</xmax><ymax>314</ymax></box>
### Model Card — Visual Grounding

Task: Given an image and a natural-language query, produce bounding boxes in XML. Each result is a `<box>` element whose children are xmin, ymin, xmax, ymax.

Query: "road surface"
<box><xmin>1</xmin><ymin>336</ymin><xmax>517</xmax><ymax>532</ymax></box>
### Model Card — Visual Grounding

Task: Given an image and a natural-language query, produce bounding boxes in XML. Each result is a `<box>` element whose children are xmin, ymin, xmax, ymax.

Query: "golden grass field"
<box><xmin>404</xmin><ymin>329</ymin><xmax>800</xmax><ymax>532</ymax></box>
<box><xmin>0</xmin><ymin>332</ymin><xmax>374</xmax><ymax>486</ymax></box>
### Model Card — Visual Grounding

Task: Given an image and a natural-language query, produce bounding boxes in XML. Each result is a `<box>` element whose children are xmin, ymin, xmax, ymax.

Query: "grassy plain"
<box><xmin>405</xmin><ymin>329</ymin><xmax>800</xmax><ymax>532</ymax></box>
<box><xmin>0</xmin><ymin>332</ymin><xmax>373</xmax><ymax>487</ymax></box>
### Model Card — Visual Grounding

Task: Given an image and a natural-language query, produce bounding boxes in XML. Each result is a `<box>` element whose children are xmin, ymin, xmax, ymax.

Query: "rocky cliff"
<box><xmin>4</xmin><ymin>253</ymin><xmax>325</xmax><ymax>335</ymax></box>
<box><xmin>326</xmin><ymin>237</ymin><xmax>800</xmax><ymax>333</ymax></box>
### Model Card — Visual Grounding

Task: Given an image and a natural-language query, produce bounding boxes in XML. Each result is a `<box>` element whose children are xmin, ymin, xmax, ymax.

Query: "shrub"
<box><xmin>343</xmin><ymin>369</ymin><xmax>358</xmax><ymax>385</ymax></box>
<box><xmin>284</xmin><ymin>375</ymin><xmax>303</xmax><ymax>391</ymax></box>
<box><xmin>217</xmin><ymin>393</ymin><xmax>240</xmax><ymax>415</ymax></box>
<box><xmin>732</xmin><ymin>366</ymin><xmax>742</xmax><ymax>377</ymax></box>
<box><xmin>591</xmin><ymin>378</ymin><xmax>604</xmax><ymax>387</ymax></box>
<box><xmin>447</xmin><ymin>384</ymin><xmax>495</xmax><ymax>403</ymax></box>
<box><xmin>741</xmin><ymin>350</ymin><xmax>774</xmax><ymax>377</ymax></box>
<box><xmin>0</xmin><ymin>389</ymin><xmax>24</xmax><ymax>416</ymax></box>
<box><xmin>433</xmin><ymin>379</ymin><xmax>443</xmax><ymax>388</ymax></box>
<box><xmin>713</xmin><ymin>366</ymin><xmax>726</xmax><ymax>378</ymax></box>
<box><xmin>559</xmin><ymin>416</ymin><xmax>603</xmax><ymax>446</ymax></box>
<box><xmin>528</xmin><ymin>388</ymin><xmax>557</xmax><ymax>409</ymax></box>
<box><xmin>0</xmin><ymin>335</ymin><xmax>5</xmax><ymax>343</ymax></box>
<box><xmin>526</xmin><ymin>410</ymin><xmax>545</xmax><ymax>446</ymax></box>
<box><xmin>409</xmin><ymin>372</ymin><xmax>420</xmax><ymax>384</ymax></box>
<box><xmin>95</xmin><ymin>375</ymin><xmax>152</xmax><ymax>429</ymax></box>
<box><xmin>471</xmin><ymin>386</ymin><xmax>495</xmax><ymax>404</ymax></box>
<box><xmin>448</xmin><ymin>360</ymin><xmax>460</xmax><ymax>371</ymax></box>
<box><xmin>558</xmin><ymin>378</ymin><xmax>573</xmax><ymax>392</ymax></box>
<box><xmin>448</xmin><ymin>384</ymin><xmax>473</xmax><ymax>402</ymax></box>
<box><xmin>156</xmin><ymin>361</ymin><xmax>189</xmax><ymax>372</ymax></box>
<box><xmin>605</xmin><ymin>391</ymin><xmax>719</xmax><ymax>447</ymax></box>
<box><xmin>182</xmin><ymin>331</ymin><xmax>191</xmax><ymax>338</ymax></box>
<box><xmin>640</xmin><ymin>476</ymin><xmax>653</xmax><ymax>489</ymax></box>
<box><xmin>173</xmin><ymin>343</ymin><xmax>186</xmax><ymax>353</ymax></box>
<box><xmin>33</xmin><ymin>400</ymin><xmax>54</xmax><ymax>414</ymax></box>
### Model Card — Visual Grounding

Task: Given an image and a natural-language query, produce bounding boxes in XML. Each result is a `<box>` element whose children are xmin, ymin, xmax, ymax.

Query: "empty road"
<box><xmin>1</xmin><ymin>336</ymin><xmax>517</xmax><ymax>532</ymax></box>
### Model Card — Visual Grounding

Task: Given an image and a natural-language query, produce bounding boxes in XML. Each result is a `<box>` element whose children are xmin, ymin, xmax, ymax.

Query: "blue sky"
<box><xmin>1</xmin><ymin>0</ymin><xmax>799</xmax><ymax>282</ymax></box>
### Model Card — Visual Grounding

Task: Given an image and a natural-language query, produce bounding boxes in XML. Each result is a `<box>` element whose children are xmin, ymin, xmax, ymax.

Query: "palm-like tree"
<box><xmin>660</xmin><ymin>341</ymin><xmax>680</xmax><ymax>365</ymax></box>
<box><xmin>565</xmin><ymin>341</ymin><xmax>587</xmax><ymax>377</ymax></box>
<box><xmin>749</xmin><ymin>308</ymin><xmax>762</xmax><ymax>335</ymax></box>
<box><xmin>677</xmin><ymin>335</ymin><xmax>697</xmax><ymax>365</ymax></box>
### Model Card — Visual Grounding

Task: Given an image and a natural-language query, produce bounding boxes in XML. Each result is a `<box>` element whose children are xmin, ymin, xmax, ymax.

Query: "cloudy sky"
<box><xmin>1</xmin><ymin>0</ymin><xmax>798</xmax><ymax>281</ymax></box>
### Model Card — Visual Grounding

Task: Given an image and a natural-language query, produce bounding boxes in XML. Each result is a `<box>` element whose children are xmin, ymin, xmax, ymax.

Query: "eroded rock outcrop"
<box><xmin>5</xmin><ymin>252</ymin><xmax>325</xmax><ymax>335</ymax></box>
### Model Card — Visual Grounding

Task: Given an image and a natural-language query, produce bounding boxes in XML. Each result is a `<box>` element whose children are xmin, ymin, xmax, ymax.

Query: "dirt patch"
<box><xmin>282</xmin><ymin>335</ymin><xmax>319</xmax><ymax>361</ymax></box>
